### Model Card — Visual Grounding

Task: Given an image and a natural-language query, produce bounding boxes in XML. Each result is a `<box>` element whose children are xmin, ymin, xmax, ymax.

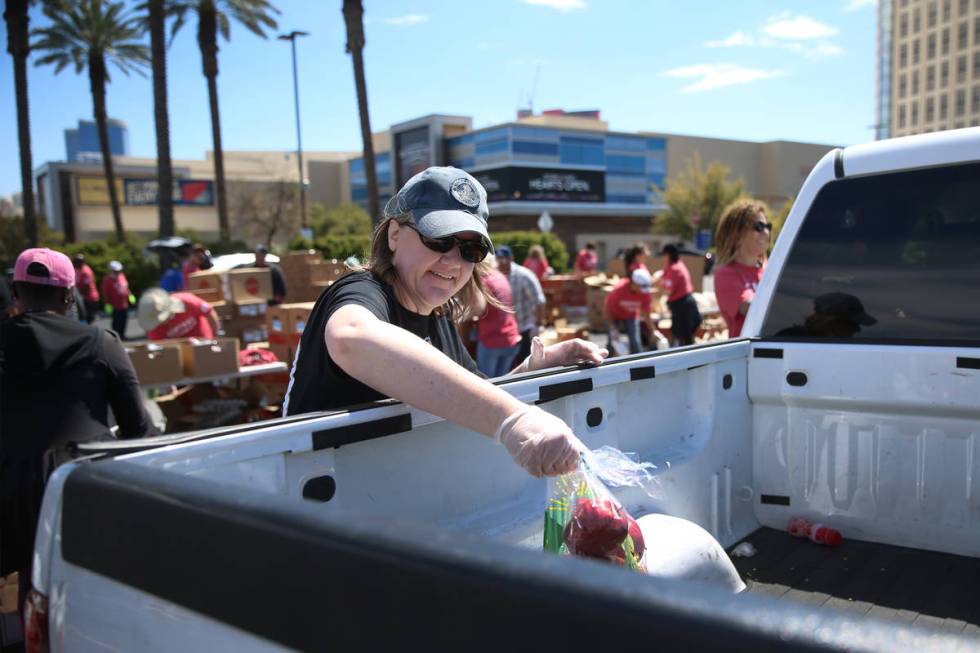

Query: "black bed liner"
<box><xmin>731</xmin><ymin>527</ymin><xmax>980</xmax><ymax>636</ymax></box>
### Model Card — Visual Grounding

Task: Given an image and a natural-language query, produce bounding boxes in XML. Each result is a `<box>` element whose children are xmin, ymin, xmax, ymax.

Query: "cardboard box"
<box><xmin>265</xmin><ymin>304</ymin><xmax>290</xmax><ymax>344</ymax></box>
<box><xmin>126</xmin><ymin>342</ymin><xmax>184</xmax><ymax>385</ymax></box>
<box><xmin>0</xmin><ymin>572</ymin><xmax>18</xmax><ymax>615</ymax></box>
<box><xmin>177</xmin><ymin>338</ymin><xmax>240</xmax><ymax>378</ymax></box>
<box><xmin>188</xmin><ymin>270</ymin><xmax>225</xmax><ymax>303</ymax></box>
<box><xmin>211</xmin><ymin>300</ymin><xmax>235</xmax><ymax>321</ymax></box>
<box><xmin>234</xmin><ymin>298</ymin><xmax>267</xmax><ymax>318</ymax></box>
<box><xmin>287</xmin><ymin>302</ymin><xmax>315</xmax><ymax>335</ymax></box>
<box><xmin>281</xmin><ymin>250</ymin><xmax>323</xmax><ymax>270</ymax></box>
<box><xmin>267</xmin><ymin>341</ymin><xmax>292</xmax><ymax>364</ymax></box>
<box><xmin>227</xmin><ymin>268</ymin><xmax>273</xmax><ymax>302</ymax></box>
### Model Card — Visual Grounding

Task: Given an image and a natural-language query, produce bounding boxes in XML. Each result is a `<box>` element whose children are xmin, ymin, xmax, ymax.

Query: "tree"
<box><xmin>342</xmin><ymin>0</ymin><xmax>379</xmax><ymax>224</ymax></box>
<box><xmin>143</xmin><ymin>0</ymin><xmax>176</xmax><ymax>237</ymax></box>
<box><xmin>309</xmin><ymin>202</ymin><xmax>371</xmax><ymax>238</ymax></box>
<box><xmin>4</xmin><ymin>0</ymin><xmax>38</xmax><ymax>246</ymax></box>
<box><xmin>653</xmin><ymin>152</ymin><xmax>746</xmax><ymax>240</ymax></box>
<box><xmin>32</xmin><ymin>0</ymin><xmax>150</xmax><ymax>242</ymax></box>
<box><xmin>229</xmin><ymin>179</ymin><xmax>298</xmax><ymax>248</ymax></box>
<box><xmin>171</xmin><ymin>0</ymin><xmax>279</xmax><ymax>243</ymax></box>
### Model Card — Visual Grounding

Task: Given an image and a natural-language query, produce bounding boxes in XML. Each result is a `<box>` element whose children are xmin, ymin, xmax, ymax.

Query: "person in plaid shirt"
<box><xmin>494</xmin><ymin>245</ymin><xmax>545</xmax><ymax>367</ymax></box>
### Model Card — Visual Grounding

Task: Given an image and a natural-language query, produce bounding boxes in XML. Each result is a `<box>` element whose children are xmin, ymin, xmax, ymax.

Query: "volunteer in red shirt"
<box><xmin>474</xmin><ymin>267</ymin><xmax>521</xmax><ymax>377</ymax></box>
<box><xmin>574</xmin><ymin>242</ymin><xmax>599</xmax><ymax>278</ymax></box>
<box><xmin>100</xmin><ymin>260</ymin><xmax>131</xmax><ymax>339</ymax></box>
<box><xmin>625</xmin><ymin>242</ymin><xmax>650</xmax><ymax>274</ymax></box>
<box><xmin>137</xmin><ymin>288</ymin><xmax>221</xmax><ymax>340</ymax></box>
<box><xmin>657</xmin><ymin>244</ymin><xmax>702</xmax><ymax>347</ymax></box>
<box><xmin>522</xmin><ymin>245</ymin><xmax>550</xmax><ymax>281</ymax></box>
<box><xmin>72</xmin><ymin>253</ymin><xmax>100</xmax><ymax>323</ymax></box>
<box><xmin>603</xmin><ymin>268</ymin><xmax>655</xmax><ymax>355</ymax></box>
<box><xmin>712</xmin><ymin>199</ymin><xmax>770</xmax><ymax>338</ymax></box>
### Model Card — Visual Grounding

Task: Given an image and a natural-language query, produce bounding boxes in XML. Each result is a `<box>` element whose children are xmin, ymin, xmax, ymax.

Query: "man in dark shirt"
<box><xmin>254</xmin><ymin>244</ymin><xmax>287</xmax><ymax>305</ymax></box>
<box><xmin>1</xmin><ymin>248</ymin><xmax>155</xmax><ymax>612</ymax></box>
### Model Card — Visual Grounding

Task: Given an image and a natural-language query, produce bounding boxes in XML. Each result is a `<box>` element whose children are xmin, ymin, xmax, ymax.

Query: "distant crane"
<box><xmin>518</xmin><ymin>63</ymin><xmax>542</xmax><ymax>117</ymax></box>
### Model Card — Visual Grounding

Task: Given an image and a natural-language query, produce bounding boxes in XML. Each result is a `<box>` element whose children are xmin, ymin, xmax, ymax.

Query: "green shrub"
<box><xmin>289</xmin><ymin>234</ymin><xmax>371</xmax><ymax>262</ymax></box>
<box><xmin>61</xmin><ymin>238</ymin><xmax>160</xmax><ymax>300</ymax></box>
<box><xmin>489</xmin><ymin>231</ymin><xmax>569</xmax><ymax>272</ymax></box>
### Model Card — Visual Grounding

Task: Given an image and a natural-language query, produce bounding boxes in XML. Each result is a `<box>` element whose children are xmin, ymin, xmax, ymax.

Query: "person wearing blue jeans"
<box><xmin>609</xmin><ymin>318</ymin><xmax>643</xmax><ymax>355</ymax></box>
<box><xmin>477</xmin><ymin>342</ymin><xmax>521</xmax><ymax>377</ymax></box>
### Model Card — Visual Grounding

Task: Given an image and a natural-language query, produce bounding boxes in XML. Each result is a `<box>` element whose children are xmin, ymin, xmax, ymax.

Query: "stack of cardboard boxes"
<box><xmin>265</xmin><ymin>302</ymin><xmax>315</xmax><ymax>364</ymax></box>
<box><xmin>540</xmin><ymin>275</ymin><xmax>588</xmax><ymax>323</ymax></box>
<box><xmin>280</xmin><ymin>250</ymin><xmax>348</xmax><ymax>303</ymax></box>
<box><xmin>188</xmin><ymin>268</ymin><xmax>273</xmax><ymax>345</ymax></box>
<box><xmin>125</xmin><ymin>337</ymin><xmax>241</xmax><ymax>386</ymax></box>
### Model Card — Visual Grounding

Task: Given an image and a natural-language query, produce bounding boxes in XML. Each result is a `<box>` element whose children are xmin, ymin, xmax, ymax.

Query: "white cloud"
<box><xmin>845</xmin><ymin>0</ymin><xmax>876</xmax><ymax>11</ymax></box>
<box><xmin>763</xmin><ymin>13</ymin><xmax>838</xmax><ymax>40</ymax></box>
<box><xmin>385</xmin><ymin>14</ymin><xmax>429</xmax><ymax>26</ymax></box>
<box><xmin>665</xmin><ymin>63</ymin><xmax>782</xmax><ymax>93</ymax></box>
<box><xmin>706</xmin><ymin>30</ymin><xmax>755</xmax><ymax>48</ymax></box>
<box><xmin>521</xmin><ymin>0</ymin><xmax>585</xmax><ymax>12</ymax></box>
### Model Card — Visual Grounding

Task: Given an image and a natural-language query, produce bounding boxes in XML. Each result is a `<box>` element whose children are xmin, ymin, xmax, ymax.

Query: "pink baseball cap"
<box><xmin>14</xmin><ymin>248</ymin><xmax>76</xmax><ymax>288</ymax></box>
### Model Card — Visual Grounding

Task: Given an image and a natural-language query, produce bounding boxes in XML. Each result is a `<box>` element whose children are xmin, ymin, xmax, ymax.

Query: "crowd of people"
<box><xmin>0</xmin><ymin>165</ymin><xmax>776</xmax><ymax>627</ymax></box>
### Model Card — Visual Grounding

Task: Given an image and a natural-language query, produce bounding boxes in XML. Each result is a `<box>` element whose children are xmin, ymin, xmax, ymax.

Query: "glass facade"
<box><xmin>349</xmin><ymin>151</ymin><xmax>393</xmax><ymax>210</ymax></box>
<box><xmin>876</xmin><ymin>0</ymin><xmax>893</xmax><ymax>139</ymax></box>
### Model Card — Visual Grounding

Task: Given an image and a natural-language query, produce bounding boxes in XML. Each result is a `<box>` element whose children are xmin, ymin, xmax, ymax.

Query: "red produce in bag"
<box><xmin>544</xmin><ymin>455</ymin><xmax>646</xmax><ymax>571</ymax></box>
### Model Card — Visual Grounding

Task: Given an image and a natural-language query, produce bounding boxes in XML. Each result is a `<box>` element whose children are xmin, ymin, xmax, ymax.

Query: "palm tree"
<box><xmin>171</xmin><ymin>0</ymin><xmax>279</xmax><ymax>242</ymax></box>
<box><xmin>146</xmin><ymin>0</ymin><xmax>175</xmax><ymax>238</ymax></box>
<box><xmin>4</xmin><ymin>0</ymin><xmax>38</xmax><ymax>246</ymax></box>
<box><xmin>32</xmin><ymin>0</ymin><xmax>149</xmax><ymax>242</ymax></box>
<box><xmin>342</xmin><ymin>0</ymin><xmax>378</xmax><ymax>224</ymax></box>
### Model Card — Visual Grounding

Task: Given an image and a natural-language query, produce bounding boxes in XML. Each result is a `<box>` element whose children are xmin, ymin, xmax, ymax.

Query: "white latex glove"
<box><xmin>494</xmin><ymin>406</ymin><xmax>584</xmax><ymax>478</ymax></box>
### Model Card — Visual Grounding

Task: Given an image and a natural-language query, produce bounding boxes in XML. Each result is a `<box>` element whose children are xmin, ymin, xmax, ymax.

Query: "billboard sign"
<box><xmin>474</xmin><ymin>167</ymin><xmax>605</xmax><ymax>203</ymax></box>
<box><xmin>77</xmin><ymin>177</ymin><xmax>124</xmax><ymax>205</ymax></box>
<box><xmin>123</xmin><ymin>179</ymin><xmax>215</xmax><ymax>206</ymax></box>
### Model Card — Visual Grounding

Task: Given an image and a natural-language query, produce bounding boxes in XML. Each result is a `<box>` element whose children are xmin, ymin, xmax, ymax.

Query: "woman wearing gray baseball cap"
<box><xmin>285</xmin><ymin>166</ymin><xmax>607</xmax><ymax>478</ymax></box>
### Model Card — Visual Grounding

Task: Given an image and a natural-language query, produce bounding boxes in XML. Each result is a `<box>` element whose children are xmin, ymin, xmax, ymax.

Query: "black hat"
<box><xmin>813</xmin><ymin>293</ymin><xmax>877</xmax><ymax>326</ymax></box>
<box><xmin>384</xmin><ymin>166</ymin><xmax>492</xmax><ymax>250</ymax></box>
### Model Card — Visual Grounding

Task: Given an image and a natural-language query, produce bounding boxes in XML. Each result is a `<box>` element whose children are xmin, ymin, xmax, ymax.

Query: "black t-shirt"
<box><xmin>284</xmin><ymin>271</ymin><xmax>481</xmax><ymax>415</ymax></box>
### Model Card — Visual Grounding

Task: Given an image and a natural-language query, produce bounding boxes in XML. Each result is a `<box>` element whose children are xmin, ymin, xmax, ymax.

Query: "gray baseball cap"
<box><xmin>384</xmin><ymin>166</ymin><xmax>492</xmax><ymax>249</ymax></box>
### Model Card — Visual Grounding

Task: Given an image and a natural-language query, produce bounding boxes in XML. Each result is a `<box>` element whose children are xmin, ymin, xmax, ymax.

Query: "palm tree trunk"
<box><xmin>149</xmin><ymin>0</ymin><xmax>174</xmax><ymax>238</ymax></box>
<box><xmin>198</xmin><ymin>3</ymin><xmax>229</xmax><ymax>242</ymax></box>
<box><xmin>342</xmin><ymin>0</ymin><xmax>379</xmax><ymax>224</ymax></box>
<box><xmin>4</xmin><ymin>0</ymin><xmax>37</xmax><ymax>246</ymax></box>
<box><xmin>89</xmin><ymin>53</ymin><xmax>125</xmax><ymax>242</ymax></box>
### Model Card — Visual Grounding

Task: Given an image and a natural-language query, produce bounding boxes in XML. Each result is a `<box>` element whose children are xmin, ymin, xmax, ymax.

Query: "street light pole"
<box><xmin>278</xmin><ymin>30</ymin><xmax>309</xmax><ymax>229</ymax></box>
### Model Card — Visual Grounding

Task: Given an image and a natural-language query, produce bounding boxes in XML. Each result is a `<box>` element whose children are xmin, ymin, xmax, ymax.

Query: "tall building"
<box><xmin>878</xmin><ymin>0</ymin><xmax>980</xmax><ymax>138</ymax></box>
<box><xmin>64</xmin><ymin>118</ymin><xmax>129</xmax><ymax>162</ymax></box>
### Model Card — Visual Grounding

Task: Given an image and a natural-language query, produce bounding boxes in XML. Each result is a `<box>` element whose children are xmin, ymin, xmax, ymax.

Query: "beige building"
<box><xmin>879</xmin><ymin>0</ymin><xmax>980</xmax><ymax>138</ymax></box>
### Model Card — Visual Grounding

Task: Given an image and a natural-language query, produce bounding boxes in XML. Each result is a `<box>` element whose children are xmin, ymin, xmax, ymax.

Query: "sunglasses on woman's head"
<box><xmin>753</xmin><ymin>220</ymin><xmax>773</xmax><ymax>233</ymax></box>
<box><xmin>403</xmin><ymin>223</ymin><xmax>490</xmax><ymax>263</ymax></box>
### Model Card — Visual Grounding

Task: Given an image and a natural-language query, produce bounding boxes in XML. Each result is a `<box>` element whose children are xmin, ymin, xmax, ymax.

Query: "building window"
<box><xmin>900</xmin><ymin>12</ymin><xmax>909</xmax><ymax>36</ymax></box>
<box><xmin>928</xmin><ymin>33</ymin><xmax>937</xmax><ymax>58</ymax></box>
<box><xmin>943</xmin><ymin>0</ymin><xmax>951</xmax><ymax>21</ymax></box>
<box><xmin>927</xmin><ymin>65</ymin><xmax>936</xmax><ymax>90</ymax></box>
<box><xmin>959</xmin><ymin>21</ymin><xmax>968</xmax><ymax>48</ymax></box>
<box><xmin>559</xmin><ymin>136</ymin><xmax>604</xmax><ymax>166</ymax></box>
<box><xmin>900</xmin><ymin>74</ymin><xmax>909</xmax><ymax>97</ymax></box>
<box><xmin>475</xmin><ymin>139</ymin><xmax>509</xmax><ymax>156</ymax></box>
<box><xmin>929</xmin><ymin>2</ymin><xmax>938</xmax><ymax>26</ymax></box>
<box><xmin>926</xmin><ymin>96</ymin><xmax>936</xmax><ymax>121</ymax></box>
<box><xmin>959</xmin><ymin>0</ymin><xmax>968</xmax><ymax>14</ymax></box>
<box><xmin>943</xmin><ymin>27</ymin><xmax>950</xmax><ymax>54</ymax></box>
<box><xmin>913</xmin><ymin>39</ymin><xmax>920</xmax><ymax>63</ymax></box>
<box><xmin>941</xmin><ymin>93</ymin><xmax>949</xmax><ymax>119</ymax></box>
<box><xmin>958</xmin><ymin>55</ymin><xmax>967</xmax><ymax>82</ymax></box>
<box><xmin>914</xmin><ymin>9</ymin><xmax>921</xmax><ymax>32</ymax></box>
<box><xmin>975</xmin><ymin>17</ymin><xmax>980</xmax><ymax>44</ymax></box>
<box><xmin>956</xmin><ymin>88</ymin><xmax>966</xmax><ymax>115</ymax></box>
<box><xmin>912</xmin><ymin>102</ymin><xmax>920</xmax><ymax>125</ymax></box>
<box><xmin>900</xmin><ymin>43</ymin><xmax>909</xmax><ymax>67</ymax></box>
<box><xmin>974</xmin><ymin>51</ymin><xmax>980</xmax><ymax>78</ymax></box>
<box><xmin>942</xmin><ymin>60</ymin><xmax>950</xmax><ymax>85</ymax></box>
<box><xmin>972</xmin><ymin>85</ymin><xmax>980</xmax><ymax>113</ymax></box>
<box><xmin>899</xmin><ymin>104</ymin><xmax>908</xmax><ymax>128</ymax></box>
<box><xmin>511</xmin><ymin>140</ymin><xmax>559</xmax><ymax>157</ymax></box>
<box><xmin>913</xmin><ymin>69</ymin><xmax>920</xmax><ymax>94</ymax></box>
<box><xmin>606</xmin><ymin>154</ymin><xmax>646</xmax><ymax>176</ymax></box>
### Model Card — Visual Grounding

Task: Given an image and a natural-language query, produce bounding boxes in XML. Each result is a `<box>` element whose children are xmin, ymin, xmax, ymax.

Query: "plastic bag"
<box><xmin>543</xmin><ymin>451</ymin><xmax>647</xmax><ymax>571</ymax></box>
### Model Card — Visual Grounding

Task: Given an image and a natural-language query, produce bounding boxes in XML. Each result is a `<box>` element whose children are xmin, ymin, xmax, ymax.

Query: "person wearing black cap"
<box><xmin>254</xmin><ymin>244</ymin><xmax>287</xmax><ymax>305</ymax></box>
<box><xmin>1</xmin><ymin>248</ymin><xmax>155</xmax><ymax>617</ymax></box>
<box><xmin>284</xmin><ymin>167</ymin><xmax>607</xmax><ymax>478</ymax></box>
<box><xmin>657</xmin><ymin>244</ymin><xmax>702</xmax><ymax>347</ymax></box>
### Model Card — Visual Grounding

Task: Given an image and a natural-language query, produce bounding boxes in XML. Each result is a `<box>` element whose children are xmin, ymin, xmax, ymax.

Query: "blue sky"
<box><xmin>0</xmin><ymin>0</ymin><xmax>878</xmax><ymax>198</ymax></box>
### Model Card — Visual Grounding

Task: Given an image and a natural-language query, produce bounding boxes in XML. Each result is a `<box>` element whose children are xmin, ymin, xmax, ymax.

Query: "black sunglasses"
<box><xmin>753</xmin><ymin>220</ymin><xmax>774</xmax><ymax>233</ymax></box>
<box><xmin>404</xmin><ymin>223</ymin><xmax>490</xmax><ymax>263</ymax></box>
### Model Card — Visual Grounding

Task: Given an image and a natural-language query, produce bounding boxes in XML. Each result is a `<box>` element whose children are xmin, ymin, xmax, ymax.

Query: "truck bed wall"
<box><xmin>750</xmin><ymin>342</ymin><xmax>980</xmax><ymax>557</ymax></box>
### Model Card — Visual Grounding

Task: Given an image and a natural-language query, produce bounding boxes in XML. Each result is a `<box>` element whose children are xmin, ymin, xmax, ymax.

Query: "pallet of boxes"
<box><xmin>187</xmin><ymin>267</ymin><xmax>274</xmax><ymax>346</ymax></box>
<box><xmin>539</xmin><ymin>274</ymin><xmax>590</xmax><ymax>346</ymax></box>
<box><xmin>280</xmin><ymin>250</ymin><xmax>348</xmax><ymax>303</ymax></box>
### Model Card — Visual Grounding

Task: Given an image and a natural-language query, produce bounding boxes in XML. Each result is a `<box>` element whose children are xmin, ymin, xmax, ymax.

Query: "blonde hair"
<box><xmin>353</xmin><ymin>215</ymin><xmax>501</xmax><ymax>322</ymax></box>
<box><xmin>527</xmin><ymin>245</ymin><xmax>546</xmax><ymax>260</ymax></box>
<box><xmin>715</xmin><ymin>199</ymin><xmax>769</xmax><ymax>266</ymax></box>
